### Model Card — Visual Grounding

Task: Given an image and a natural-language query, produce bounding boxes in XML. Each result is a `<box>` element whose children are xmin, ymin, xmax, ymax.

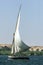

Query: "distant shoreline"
<box><xmin>0</xmin><ymin>44</ymin><xmax>43</xmax><ymax>51</ymax></box>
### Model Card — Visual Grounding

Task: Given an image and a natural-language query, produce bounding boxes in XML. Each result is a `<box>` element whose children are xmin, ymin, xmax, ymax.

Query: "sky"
<box><xmin>0</xmin><ymin>0</ymin><xmax>43</xmax><ymax>46</ymax></box>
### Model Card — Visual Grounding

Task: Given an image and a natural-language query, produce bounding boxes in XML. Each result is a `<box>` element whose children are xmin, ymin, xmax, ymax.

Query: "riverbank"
<box><xmin>0</xmin><ymin>47</ymin><xmax>43</xmax><ymax>56</ymax></box>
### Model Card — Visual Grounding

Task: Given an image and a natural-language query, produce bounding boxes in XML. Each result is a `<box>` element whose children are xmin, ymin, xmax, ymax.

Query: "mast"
<box><xmin>11</xmin><ymin>33</ymin><xmax>14</xmax><ymax>54</ymax></box>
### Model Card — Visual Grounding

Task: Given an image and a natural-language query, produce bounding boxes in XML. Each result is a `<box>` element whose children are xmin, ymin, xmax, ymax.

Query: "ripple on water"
<box><xmin>0</xmin><ymin>55</ymin><xmax>43</xmax><ymax>65</ymax></box>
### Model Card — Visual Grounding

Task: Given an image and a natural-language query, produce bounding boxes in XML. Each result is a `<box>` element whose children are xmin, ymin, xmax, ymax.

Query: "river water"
<box><xmin>0</xmin><ymin>55</ymin><xmax>43</xmax><ymax>65</ymax></box>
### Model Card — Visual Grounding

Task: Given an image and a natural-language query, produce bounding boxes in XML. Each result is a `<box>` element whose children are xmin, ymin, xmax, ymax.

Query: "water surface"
<box><xmin>0</xmin><ymin>55</ymin><xmax>43</xmax><ymax>65</ymax></box>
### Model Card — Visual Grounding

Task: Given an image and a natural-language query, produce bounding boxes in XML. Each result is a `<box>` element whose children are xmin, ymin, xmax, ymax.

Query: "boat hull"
<box><xmin>8</xmin><ymin>56</ymin><xmax>29</xmax><ymax>59</ymax></box>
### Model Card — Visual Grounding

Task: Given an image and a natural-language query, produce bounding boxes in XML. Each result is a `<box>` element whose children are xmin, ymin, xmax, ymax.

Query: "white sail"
<box><xmin>11</xmin><ymin>5</ymin><xmax>29</xmax><ymax>55</ymax></box>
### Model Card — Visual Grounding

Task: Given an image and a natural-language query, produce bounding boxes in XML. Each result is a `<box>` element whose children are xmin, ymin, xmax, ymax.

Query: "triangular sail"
<box><xmin>15</xmin><ymin>5</ymin><xmax>21</xmax><ymax>32</ymax></box>
<box><xmin>11</xmin><ymin>5</ymin><xmax>29</xmax><ymax>55</ymax></box>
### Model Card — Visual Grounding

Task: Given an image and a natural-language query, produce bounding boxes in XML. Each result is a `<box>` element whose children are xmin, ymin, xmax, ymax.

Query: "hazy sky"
<box><xmin>0</xmin><ymin>0</ymin><xmax>43</xmax><ymax>46</ymax></box>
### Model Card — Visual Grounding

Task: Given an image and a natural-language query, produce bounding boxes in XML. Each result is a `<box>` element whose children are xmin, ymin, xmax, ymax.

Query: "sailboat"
<box><xmin>8</xmin><ymin>5</ymin><xmax>29</xmax><ymax>59</ymax></box>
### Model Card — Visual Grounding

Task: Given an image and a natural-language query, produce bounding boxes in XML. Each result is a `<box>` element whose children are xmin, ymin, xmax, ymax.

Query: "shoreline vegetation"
<box><xmin>0</xmin><ymin>46</ymin><xmax>43</xmax><ymax>56</ymax></box>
